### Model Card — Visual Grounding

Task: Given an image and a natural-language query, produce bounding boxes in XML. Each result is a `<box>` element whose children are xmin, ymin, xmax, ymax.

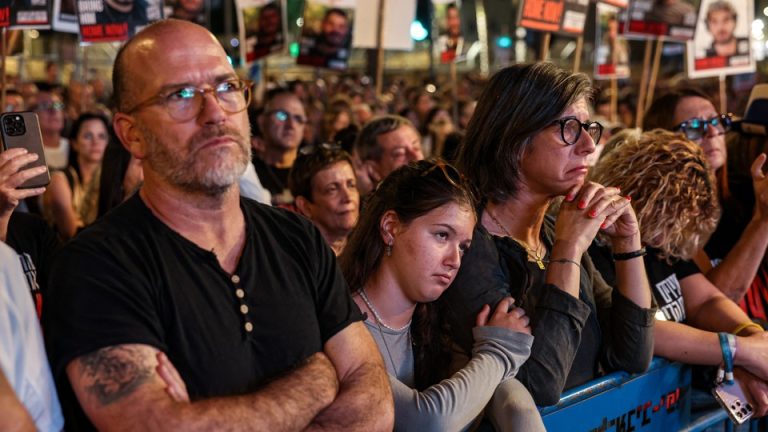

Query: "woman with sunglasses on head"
<box><xmin>589</xmin><ymin>129</ymin><xmax>768</xmax><ymax>416</ymax></box>
<box><xmin>441</xmin><ymin>63</ymin><xmax>655</xmax><ymax>409</ymax></box>
<box><xmin>339</xmin><ymin>159</ymin><xmax>535</xmax><ymax>431</ymax></box>
<box><xmin>644</xmin><ymin>88</ymin><xmax>768</xmax><ymax>311</ymax></box>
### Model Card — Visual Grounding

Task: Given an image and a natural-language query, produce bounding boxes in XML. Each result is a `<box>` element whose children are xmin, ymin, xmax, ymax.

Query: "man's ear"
<box><xmin>295</xmin><ymin>196</ymin><xmax>313</xmax><ymax>219</ymax></box>
<box><xmin>113</xmin><ymin>112</ymin><xmax>147</xmax><ymax>159</ymax></box>
<box><xmin>379</xmin><ymin>209</ymin><xmax>400</xmax><ymax>245</ymax></box>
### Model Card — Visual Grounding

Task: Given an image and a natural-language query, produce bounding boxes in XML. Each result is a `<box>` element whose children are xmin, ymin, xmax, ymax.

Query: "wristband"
<box><xmin>718</xmin><ymin>332</ymin><xmax>735</xmax><ymax>384</ymax></box>
<box><xmin>612</xmin><ymin>247</ymin><xmax>647</xmax><ymax>261</ymax></box>
<box><xmin>731</xmin><ymin>322</ymin><xmax>764</xmax><ymax>336</ymax></box>
<box><xmin>548</xmin><ymin>258</ymin><xmax>581</xmax><ymax>268</ymax></box>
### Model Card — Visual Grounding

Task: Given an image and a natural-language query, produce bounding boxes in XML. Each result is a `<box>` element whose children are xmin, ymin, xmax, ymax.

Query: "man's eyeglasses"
<box><xmin>551</xmin><ymin>116</ymin><xmax>603</xmax><ymax>146</ymax></box>
<box><xmin>125</xmin><ymin>79</ymin><xmax>253</xmax><ymax>122</ymax></box>
<box><xmin>674</xmin><ymin>114</ymin><xmax>732</xmax><ymax>141</ymax></box>
<box><xmin>34</xmin><ymin>101</ymin><xmax>65</xmax><ymax>112</ymax></box>
<box><xmin>266</xmin><ymin>109</ymin><xmax>308</xmax><ymax>125</ymax></box>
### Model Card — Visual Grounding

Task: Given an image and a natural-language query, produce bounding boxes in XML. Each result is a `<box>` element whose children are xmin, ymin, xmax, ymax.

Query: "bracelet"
<box><xmin>731</xmin><ymin>322</ymin><xmax>764</xmax><ymax>336</ymax></box>
<box><xmin>548</xmin><ymin>258</ymin><xmax>581</xmax><ymax>267</ymax></box>
<box><xmin>612</xmin><ymin>248</ymin><xmax>647</xmax><ymax>261</ymax></box>
<box><xmin>718</xmin><ymin>332</ymin><xmax>735</xmax><ymax>384</ymax></box>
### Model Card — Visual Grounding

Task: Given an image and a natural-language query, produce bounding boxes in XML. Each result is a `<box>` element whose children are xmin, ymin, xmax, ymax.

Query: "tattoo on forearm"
<box><xmin>79</xmin><ymin>346</ymin><xmax>153</xmax><ymax>406</ymax></box>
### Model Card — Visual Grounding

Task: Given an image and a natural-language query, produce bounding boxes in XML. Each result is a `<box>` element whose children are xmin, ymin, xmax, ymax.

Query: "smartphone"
<box><xmin>0</xmin><ymin>112</ymin><xmax>51</xmax><ymax>189</ymax></box>
<box><xmin>712</xmin><ymin>380</ymin><xmax>755</xmax><ymax>425</ymax></box>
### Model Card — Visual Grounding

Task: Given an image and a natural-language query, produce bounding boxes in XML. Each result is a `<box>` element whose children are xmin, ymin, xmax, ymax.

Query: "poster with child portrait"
<box><xmin>595</xmin><ymin>3</ymin><xmax>630</xmax><ymax>79</ymax></box>
<box><xmin>296</xmin><ymin>0</ymin><xmax>355</xmax><ymax>70</ymax></box>
<box><xmin>433</xmin><ymin>0</ymin><xmax>463</xmax><ymax>63</ymax></box>
<box><xmin>236</xmin><ymin>0</ymin><xmax>286</xmax><ymax>64</ymax></box>
<box><xmin>685</xmin><ymin>0</ymin><xmax>754</xmax><ymax>78</ymax></box>
<box><xmin>624</xmin><ymin>0</ymin><xmax>701</xmax><ymax>40</ymax></box>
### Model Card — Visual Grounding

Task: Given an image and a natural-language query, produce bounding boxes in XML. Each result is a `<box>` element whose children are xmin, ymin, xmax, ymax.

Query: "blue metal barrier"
<box><xmin>540</xmin><ymin>358</ymin><xmax>692</xmax><ymax>431</ymax></box>
<box><xmin>538</xmin><ymin>358</ymin><xmax>765</xmax><ymax>432</ymax></box>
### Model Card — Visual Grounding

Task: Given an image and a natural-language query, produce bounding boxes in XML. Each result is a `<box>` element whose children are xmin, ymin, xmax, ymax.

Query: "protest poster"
<box><xmin>686</xmin><ymin>0</ymin><xmax>754</xmax><ymax>77</ymax></box>
<box><xmin>6</xmin><ymin>0</ymin><xmax>51</xmax><ymax>29</ymax></box>
<box><xmin>352</xmin><ymin>0</ymin><xmax>415</xmax><ymax>51</ymax></box>
<box><xmin>517</xmin><ymin>0</ymin><xmax>589</xmax><ymax>35</ymax></box>
<box><xmin>77</xmin><ymin>0</ymin><xmax>162</xmax><ymax>42</ymax></box>
<box><xmin>433</xmin><ymin>0</ymin><xmax>462</xmax><ymax>63</ymax></box>
<box><xmin>296</xmin><ymin>0</ymin><xmax>355</xmax><ymax>70</ymax></box>
<box><xmin>236</xmin><ymin>0</ymin><xmax>285</xmax><ymax>64</ymax></box>
<box><xmin>52</xmin><ymin>0</ymin><xmax>79</xmax><ymax>32</ymax></box>
<box><xmin>595</xmin><ymin>2</ymin><xmax>630</xmax><ymax>78</ymax></box>
<box><xmin>624</xmin><ymin>0</ymin><xmax>701</xmax><ymax>40</ymax></box>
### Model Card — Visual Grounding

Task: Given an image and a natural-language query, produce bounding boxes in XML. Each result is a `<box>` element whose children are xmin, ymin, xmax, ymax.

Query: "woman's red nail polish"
<box><xmin>601</xmin><ymin>222</ymin><xmax>607</xmax><ymax>229</ymax></box>
<box><xmin>578</xmin><ymin>201</ymin><xmax>586</xmax><ymax>209</ymax></box>
<box><xmin>589</xmin><ymin>210</ymin><xmax>597</xmax><ymax>217</ymax></box>
<box><xmin>626</xmin><ymin>195</ymin><xmax>632</xmax><ymax>201</ymax></box>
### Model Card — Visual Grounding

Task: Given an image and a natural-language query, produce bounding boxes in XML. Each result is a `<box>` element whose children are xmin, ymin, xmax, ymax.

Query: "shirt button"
<box><xmin>240</xmin><ymin>304</ymin><xmax>249</xmax><ymax>314</ymax></box>
<box><xmin>231</xmin><ymin>274</ymin><xmax>241</xmax><ymax>284</ymax></box>
<box><xmin>244</xmin><ymin>322</ymin><xmax>253</xmax><ymax>332</ymax></box>
<box><xmin>235</xmin><ymin>289</ymin><xmax>245</xmax><ymax>299</ymax></box>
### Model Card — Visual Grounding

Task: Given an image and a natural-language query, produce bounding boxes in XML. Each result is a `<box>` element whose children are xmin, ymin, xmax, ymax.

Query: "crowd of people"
<box><xmin>1</xmin><ymin>17</ymin><xmax>768</xmax><ymax>431</ymax></box>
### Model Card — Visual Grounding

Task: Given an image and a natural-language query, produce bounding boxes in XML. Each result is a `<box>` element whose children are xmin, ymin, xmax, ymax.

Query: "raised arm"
<box><xmin>306</xmin><ymin>321</ymin><xmax>394</xmax><ymax>432</ymax></box>
<box><xmin>0</xmin><ymin>149</ymin><xmax>47</xmax><ymax>241</ymax></box>
<box><xmin>67</xmin><ymin>344</ymin><xmax>340</xmax><ymax>431</ymax></box>
<box><xmin>694</xmin><ymin>154</ymin><xmax>768</xmax><ymax>302</ymax></box>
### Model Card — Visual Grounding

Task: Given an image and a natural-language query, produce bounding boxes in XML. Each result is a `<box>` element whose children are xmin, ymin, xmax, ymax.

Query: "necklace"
<box><xmin>486</xmin><ymin>208</ymin><xmax>547</xmax><ymax>270</ymax></box>
<box><xmin>359</xmin><ymin>289</ymin><xmax>412</xmax><ymax>332</ymax></box>
<box><xmin>358</xmin><ymin>289</ymin><xmax>412</xmax><ymax>375</ymax></box>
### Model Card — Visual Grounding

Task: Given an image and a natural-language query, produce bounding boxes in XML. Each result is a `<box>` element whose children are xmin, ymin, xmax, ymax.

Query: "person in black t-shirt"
<box><xmin>44</xmin><ymin>19</ymin><xmax>393</xmax><ymax>431</ymax></box>
<box><xmin>0</xmin><ymin>147</ymin><xmax>59</xmax><ymax>317</ymax></box>
<box><xmin>590</xmin><ymin>129</ymin><xmax>768</xmax><ymax>416</ymax></box>
<box><xmin>254</xmin><ymin>88</ymin><xmax>307</xmax><ymax>207</ymax></box>
<box><xmin>644</xmin><ymin>88</ymin><xmax>768</xmax><ymax>309</ymax></box>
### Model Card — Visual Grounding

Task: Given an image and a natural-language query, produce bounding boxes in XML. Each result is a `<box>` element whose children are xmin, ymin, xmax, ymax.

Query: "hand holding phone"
<box><xmin>0</xmin><ymin>112</ymin><xmax>51</xmax><ymax>189</ymax></box>
<box><xmin>0</xmin><ymin>148</ymin><xmax>48</xmax><ymax>216</ymax></box>
<box><xmin>713</xmin><ymin>379</ymin><xmax>755</xmax><ymax>424</ymax></box>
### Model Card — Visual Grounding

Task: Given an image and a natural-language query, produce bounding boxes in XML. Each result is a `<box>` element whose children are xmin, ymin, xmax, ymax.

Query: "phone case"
<box><xmin>712</xmin><ymin>380</ymin><xmax>755</xmax><ymax>425</ymax></box>
<box><xmin>0</xmin><ymin>112</ymin><xmax>51</xmax><ymax>189</ymax></box>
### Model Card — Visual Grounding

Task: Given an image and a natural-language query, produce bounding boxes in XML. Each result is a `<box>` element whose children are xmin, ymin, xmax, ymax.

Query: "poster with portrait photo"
<box><xmin>433</xmin><ymin>0</ymin><xmax>462</xmax><ymax>63</ymax></box>
<box><xmin>296</xmin><ymin>0</ymin><xmax>355</xmax><ymax>70</ymax></box>
<box><xmin>595</xmin><ymin>3</ymin><xmax>630</xmax><ymax>79</ymax></box>
<box><xmin>164</xmin><ymin>0</ymin><xmax>207</xmax><ymax>26</ymax></box>
<box><xmin>686</xmin><ymin>0</ymin><xmax>754</xmax><ymax>78</ymax></box>
<box><xmin>7</xmin><ymin>0</ymin><xmax>51</xmax><ymax>29</ymax></box>
<box><xmin>77</xmin><ymin>0</ymin><xmax>162</xmax><ymax>42</ymax></box>
<box><xmin>624</xmin><ymin>0</ymin><xmax>700</xmax><ymax>40</ymax></box>
<box><xmin>52</xmin><ymin>0</ymin><xmax>80</xmax><ymax>32</ymax></box>
<box><xmin>236</xmin><ymin>0</ymin><xmax>286</xmax><ymax>64</ymax></box>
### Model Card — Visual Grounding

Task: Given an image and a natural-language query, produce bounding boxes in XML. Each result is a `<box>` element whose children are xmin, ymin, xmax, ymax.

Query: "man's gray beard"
<box><xmin>139</xmin><ymin>123</ymin><xmax>251</xmax><ymax>197</ymax></box>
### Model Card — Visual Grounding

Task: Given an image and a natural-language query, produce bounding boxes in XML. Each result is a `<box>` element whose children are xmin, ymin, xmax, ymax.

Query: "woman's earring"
<box><xmin>385</xmin><ymin>240</ymin><xmax>393</xmax><ymax>257</ymax></box>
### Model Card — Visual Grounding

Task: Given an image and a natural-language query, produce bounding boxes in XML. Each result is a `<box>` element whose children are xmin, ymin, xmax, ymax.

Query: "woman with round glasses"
<box><xmin>442</xmin><ymin>62</ymin><xmax>655</xmax><ymax>409</ymax></box>
<box><xmin>339</xmin><ymin>159</ymin><xmax>535</xmax><ymax>431</ymax></box>
<box><xmin>645</xmin><ymin>88</ymin><xmax>768</xmax><ymax>312</ymax></box>
<box><xmin>589</xmin><ymin>129</ymin><xmax>768</xmax><ymax>416</ymax></box>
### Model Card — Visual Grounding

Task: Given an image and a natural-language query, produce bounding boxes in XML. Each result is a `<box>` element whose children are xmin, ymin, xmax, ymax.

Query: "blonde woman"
<box><xmin>590</xmin><ymin>129</ymin><xmax>768</xmax><ymax>416</ymax></box>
